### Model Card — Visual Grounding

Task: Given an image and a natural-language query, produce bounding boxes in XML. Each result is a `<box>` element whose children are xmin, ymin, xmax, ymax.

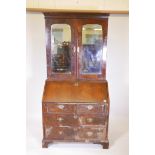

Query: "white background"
<box><xmin>1</xmin><ymin>1</ymin><xmax>155</xmax><ymax>155</ymax></box>
<box><xmin>26</xmin><ymin>13</ymin><xmax>129</xmax><ymax>155</ymax></box>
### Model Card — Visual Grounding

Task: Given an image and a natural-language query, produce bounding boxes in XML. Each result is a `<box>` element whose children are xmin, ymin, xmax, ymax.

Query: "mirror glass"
<box><xmin>51</xmin><ymin>24</ymin><xmax>71</xmax><ymax>73</ymax></box>
<box><xmin>81</xmin><ymin>24</ymin><xmax>103</xmax><ymax>74</ymax></box>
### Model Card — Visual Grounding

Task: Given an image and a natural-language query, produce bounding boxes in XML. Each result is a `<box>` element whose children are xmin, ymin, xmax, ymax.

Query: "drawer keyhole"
<box><xmin>74</xmin><ymin>82</ymin><xmax>79</xmax><ymax>86</ymax></box>
<box><xmin>57</xmin><ymin>117</ymin><xmax>63</xmax><ymax>122</ymax></box>
<box><xmin>87</xmin><ymin>131</ymin><xmax>93</xmax><ymax>137</ymax></box>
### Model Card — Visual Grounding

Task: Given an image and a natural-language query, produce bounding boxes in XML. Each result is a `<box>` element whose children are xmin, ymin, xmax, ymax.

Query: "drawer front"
<box><xmin>45</xmin><ymin>114</ymin><xmax>78</xmax><ymax>127</ymax></box>
<box><xmin>77</xmin><ymin>104</ymin><xmax>105</xmax><ymax>114</ymax></box>
<box><xmin>45</xmin><ymin>127</ymin><xmax>75</xmax><ymax>140</ymax></box>
<box><xmin>79</xmin><ymin>114</ymin><xmax>105</xmax><ymax>125</ymax></box>
<box><xmin>77</xmin><ymin>127</ymin><xmax>106</xmax><ymax>141</ymax></box>
<box><xmin>45</xmin><ymin>103</ymin><xmax>75</xmax><ymax>113</ymax></box>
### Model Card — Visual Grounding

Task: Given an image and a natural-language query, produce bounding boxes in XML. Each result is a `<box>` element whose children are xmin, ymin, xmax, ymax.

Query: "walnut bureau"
<box><xmin>42</xmin><ymin>12</ymin><xmax>110</xmax><ymax>149</ymax></box>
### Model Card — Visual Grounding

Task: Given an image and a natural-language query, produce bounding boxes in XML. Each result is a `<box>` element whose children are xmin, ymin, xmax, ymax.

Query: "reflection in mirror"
<box><xmin>51</xmin><ymin>24</ymin><xmax>71</xmax><ymax>73</ymax></box>
<box><xmin>81</xmin><ymin>24</ymin><xmax>103</xmax><ymax>74</ymax></box>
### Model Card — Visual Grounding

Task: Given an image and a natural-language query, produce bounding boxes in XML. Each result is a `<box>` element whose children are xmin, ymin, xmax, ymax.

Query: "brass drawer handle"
<box><xmin>86</xmin><ymin>131</ymin><xmax>93</xmax><ymax>137</ymax></box>
<box><xmin>57</xmin><ymin>117</ymin><xmax>64</xmax><ymax>122</ymax></box>
<box><xmin>87</xmin><ymin>105</ymin><xmax>93</xmax><ymax>110</ymax></box>
<box><xmin>74</xmin><ymin>115</ymin><xmax>78</xmax><ymax>119</ymax></box>
<box><xmin>58</xmin><ymin>105</ymin><xmax>64</xmax><ymax>109</ymax></box>
<box><xmin>59</xmin><ymin>131</ymin><xmax>63</xmax><ymax>135</ymax></box>
<box><xmin>87</xmin><ymin>118</ymin><xmax>93</xmax><ymax>123</ymax></box>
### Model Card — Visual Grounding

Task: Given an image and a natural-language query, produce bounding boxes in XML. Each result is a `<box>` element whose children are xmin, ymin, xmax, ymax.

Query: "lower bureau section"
<box><xmin>42</xmin><ymin>102</ymin><xmax>109</xmax><ymax>149</ymax></box>
<box><xmin>44</xmin><ymin>126</ymin><xmax>106</xmax><ymax>142</ymax></box>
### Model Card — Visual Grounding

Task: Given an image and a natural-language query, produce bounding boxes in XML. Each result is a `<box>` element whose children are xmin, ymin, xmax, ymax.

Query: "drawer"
<box><xmin>79</xmin><ymin>114</ymin><xmax>105</xmax><ymax>126</ymax></box>
<box><xmin>45</xmin><ymin>127</ymin><xmax>75</xmax><ymax>140</ymax></box>
<box><xmin>45</xmin><ymin>103</ymin><xmax>75</xmax><ymax>113</ymax></box>
<box><xmin>77</xmin><ymin>127</ymin><xmax>106</xmax><ymax>141</ymax></box>
<box><xmin>77</xmin><ymin>104</ymin><xmax>105</xmax><ymax>114</ymax></box>
<box><xmin>44</xmin><ymin>114</ymin><xmax>78</xmax><ymax>127</ymax></box>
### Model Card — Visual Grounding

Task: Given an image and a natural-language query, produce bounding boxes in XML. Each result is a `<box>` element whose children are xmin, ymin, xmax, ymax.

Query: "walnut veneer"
<box><xmin>42</xmin><ymin>12</ymin><xmax>110</xmax><ymax>149</ymax></box>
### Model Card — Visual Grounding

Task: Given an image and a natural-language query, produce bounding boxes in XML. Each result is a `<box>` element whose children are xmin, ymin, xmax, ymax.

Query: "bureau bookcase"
<box><xmin>42</xmin><ymin>12</ymin><xmax>110</xmax><ymax>149</ymax></box>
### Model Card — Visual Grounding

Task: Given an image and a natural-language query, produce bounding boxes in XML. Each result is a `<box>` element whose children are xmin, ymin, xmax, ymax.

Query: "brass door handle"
<box><xmin>73</xmin><ymin>46</ymin><xmax>76</xmax><ymax>53</ymax></box>
<box><xmin>77</xmin><ymin>46</ymin><xmax>80</xmax><ymax>53</ymax></box>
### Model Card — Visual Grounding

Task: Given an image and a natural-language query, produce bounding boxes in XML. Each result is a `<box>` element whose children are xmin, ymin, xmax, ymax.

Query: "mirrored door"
<box><xmin>51</xmin><ymin>24</ymin><xmax>72</xmax><ymax>73</ymax></box>
<box><xmin>45</xmin><ymin>20</ymin><xmax>76</xmax><ymax>80</ymax></box>
<box><xmin>77</xmin><ymin>19</ymin><xmax>108</xmax><ymax>80</ymax></box>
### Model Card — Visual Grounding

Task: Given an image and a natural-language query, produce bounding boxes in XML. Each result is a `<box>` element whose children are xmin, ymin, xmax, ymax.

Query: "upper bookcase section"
<box><xmin>44</xmin><ymin>12</ymin><xmax>109</xmax><ymax>81</ymax></box>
